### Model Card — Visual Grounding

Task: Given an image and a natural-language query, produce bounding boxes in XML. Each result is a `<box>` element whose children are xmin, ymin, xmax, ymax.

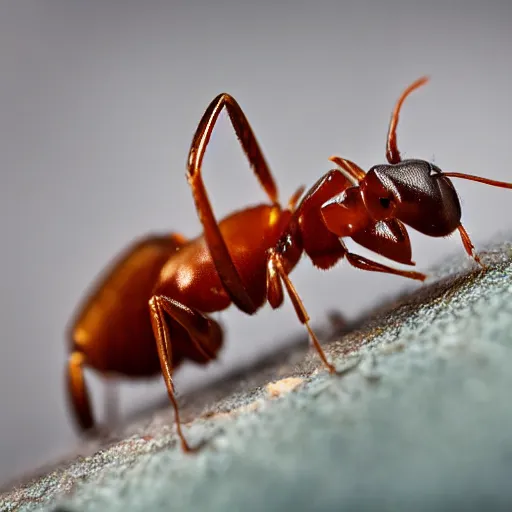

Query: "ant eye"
<box><xmin>379</xmin><ymin>197</ymin><xmax>391</xmax><ymax>209</ymax></box>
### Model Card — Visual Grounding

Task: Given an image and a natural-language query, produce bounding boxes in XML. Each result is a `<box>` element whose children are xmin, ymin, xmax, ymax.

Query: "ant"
<box><xmin>66</xmin><ymin>76</ymin><xmax>512</xmax><ymax>452</ymax></box>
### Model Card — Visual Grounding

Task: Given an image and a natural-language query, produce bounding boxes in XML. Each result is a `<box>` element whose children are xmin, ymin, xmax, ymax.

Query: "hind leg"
<box><xmin>67</xmin><ymin>233</ymin><xmax>189</xmax><ymax>435</ymax></box>
<box><xmin>149</xmin><ymin>295</ymin><xmax>223</xmax><ymax>452</ymax></box>
<box><xmin>66</xmin><ymin>351</ymin><xmax>95</xmax><ymax>433</ymax></box>
<box><xmin>67</xmin><ymin>354</ymin><xmax>119</xmax><ymax>438</ymax></box>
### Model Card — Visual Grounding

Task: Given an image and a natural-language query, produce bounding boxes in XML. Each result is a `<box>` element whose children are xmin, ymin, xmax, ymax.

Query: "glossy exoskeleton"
<box><xmin>67</xmin><ymin>76</ymin><xmax>512</xmax><ymax>451</ymax></box>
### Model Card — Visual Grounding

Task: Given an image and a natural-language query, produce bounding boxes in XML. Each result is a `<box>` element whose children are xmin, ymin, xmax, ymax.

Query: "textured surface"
<box><xmin>2</xmin><ymin>240</ymin><xmax>512</xmax><ymax>511</ymax></box>
<box><xmin>3</xmin><ymin>2</ymin><xmax>512</xmax><ymax>487</ymax></box>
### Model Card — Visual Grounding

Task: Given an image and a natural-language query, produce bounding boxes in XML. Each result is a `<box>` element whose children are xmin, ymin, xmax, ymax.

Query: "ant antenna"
<box><xmin>442</xmin><ymin>172</ymin><xmax>512</xmax><ymax>190</ymax></box>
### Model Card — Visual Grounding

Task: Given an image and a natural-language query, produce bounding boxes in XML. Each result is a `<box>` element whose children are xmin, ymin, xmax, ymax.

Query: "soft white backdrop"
<box><xmin>1</xmin><ymin>0</ymin><xmax>512</xmax><ymax>485</ymax></box>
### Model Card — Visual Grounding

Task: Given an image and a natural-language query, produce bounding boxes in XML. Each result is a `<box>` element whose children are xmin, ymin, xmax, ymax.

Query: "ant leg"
<box><xmin>267</xmin><ymin>253</ymin><xmax>336</xmax><ymax>373</ymax></box>
<box><xmin>266</xmin><ymin>255</ymin><xmax>284</xmax><ymax>309</ymax></box>
<box><xmin>149</xmin><ymin>295</ymin><xmax>223</xmax><ymax>452</ymax></box>
<box><xmin>344</xmin><ymin>251</ymin><xmax>427</xmax><ymax>281</ymax></box>
<box><xmin>188</xmin><ymin>93</ymin><xmax>278</xmax><ymax>203</ymax></box>
<box><xmin>288</xmin><ymin>185</ymin><xmax>306</xmax><ymax>211</ymax></box>
<box><xmin>66</xmin><ymin>233</ymin><xmax>188</xmax><ymax>437</ymax></box>
<box><xmin>329</xmin><ymin>156</ymin><xmax>366</xmax><ymax>183</ymax></box>
<box><xmin>187</xmin><ymin>93</ymin><xmax>280</xmax><ymax>314</ymax></box>
<box><xmin>457</xmin><ymin>224</ymin><xmax>485</xmax><ymax>268</ymax></box>
<box><xmin>66</xmin><ymin>351</ymin><xmax>95</xmax><ymax>432</ymax></box>
<box><xmin>386</xmin><ymin>76</ymin><xmax>429</xmax><ymax>164</ymax></box>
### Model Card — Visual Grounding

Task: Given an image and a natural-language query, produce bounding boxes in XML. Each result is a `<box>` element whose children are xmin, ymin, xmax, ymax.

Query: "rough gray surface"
<box><xmin>2</xmin><ymin>241</ymin><xmax>512</xmax><ymax>512</ymax></box>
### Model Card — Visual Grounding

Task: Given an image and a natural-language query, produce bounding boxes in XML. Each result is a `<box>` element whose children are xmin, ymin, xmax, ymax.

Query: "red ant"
<box><xmin>66</xmin><ymin>76</ymin><xmax>512</xmax><ymax>452</ymax></box>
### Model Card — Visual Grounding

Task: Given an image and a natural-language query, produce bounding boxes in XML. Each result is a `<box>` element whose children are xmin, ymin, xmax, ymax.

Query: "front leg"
<box><xmin>344</xmin><ymin>251</ymin><xmax>426</xmax><ymax>281</ymax></box>
<box><xmin>457</xmin><ymin>224</ymin><xmax>485</xmax><ymax>268</ymax></box>
<box><xmin>328</xmin><ymin>156</ymin><xmax>366</xmax><ymax>183</ymax></box>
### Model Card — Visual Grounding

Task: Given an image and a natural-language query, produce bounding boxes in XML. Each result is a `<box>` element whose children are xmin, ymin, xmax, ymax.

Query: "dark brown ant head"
<box><xmin>321</xmin><ymin>76</ymin><xmax>512</xmax><ymax>269</ymax></box>
<box><xmin>359</xmin><ymin>159</ymin><xmax>462</xmax><ymax>237</ymax></box>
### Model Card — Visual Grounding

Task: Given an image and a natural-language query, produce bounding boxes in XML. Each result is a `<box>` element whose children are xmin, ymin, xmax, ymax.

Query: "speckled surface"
<box><xmin>2</xmin><ymin>241</ymin><xmax>512</xmax><ymax>512</ymax></box>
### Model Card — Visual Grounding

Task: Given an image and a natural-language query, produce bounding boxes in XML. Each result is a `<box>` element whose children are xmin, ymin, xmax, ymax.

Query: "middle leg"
<box><xmin>266</xmin><ymin>251</ymin><xmax>336</xmax><ymax>373</ymax></box>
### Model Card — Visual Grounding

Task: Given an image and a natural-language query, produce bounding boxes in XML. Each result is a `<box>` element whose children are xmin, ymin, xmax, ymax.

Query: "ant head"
<box><xmin>360</xmin><ymin>159</ymin><xmax>462</xmax><ymax>237</ymax></box>
<box><xmin>323</xmin><ymin>76</ymin><xmax>512</xmax><ymax>242</ymax></box>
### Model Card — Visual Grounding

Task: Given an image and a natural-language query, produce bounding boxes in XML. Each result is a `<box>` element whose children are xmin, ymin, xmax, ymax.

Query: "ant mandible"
<box><xmin>66</xmin><ymin>76</ymin><xmax>512</xmax><ymax>452</ymax></box>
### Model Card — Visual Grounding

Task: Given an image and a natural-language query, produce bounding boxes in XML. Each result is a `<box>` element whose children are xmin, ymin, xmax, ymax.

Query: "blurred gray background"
<box><xmin>1</xmin><ymin>0</ymin><xmax>511</xmax><ymax>487</ymax></box>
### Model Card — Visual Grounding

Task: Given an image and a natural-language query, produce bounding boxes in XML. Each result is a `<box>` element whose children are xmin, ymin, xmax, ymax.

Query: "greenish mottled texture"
<box><xmin>2</xmin><ymin>241</ymin><xmax>512</xmax><ymax>512</ymax></box>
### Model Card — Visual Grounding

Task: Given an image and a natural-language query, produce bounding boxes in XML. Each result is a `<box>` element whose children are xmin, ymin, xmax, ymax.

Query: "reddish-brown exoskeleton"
<box><xmin>67</xmin><ymin>77</ymin><xmax>512</xmax><ymax>451</ymax></box>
